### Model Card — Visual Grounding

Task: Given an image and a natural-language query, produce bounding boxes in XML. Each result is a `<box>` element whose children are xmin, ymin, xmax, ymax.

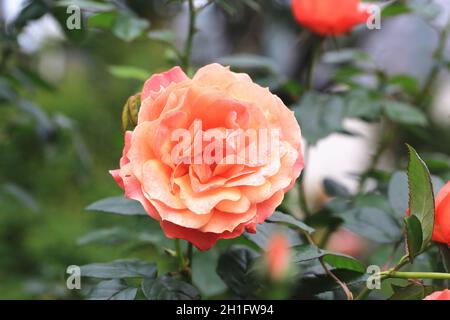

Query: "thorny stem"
<box><xmin>303</xmin><ymin>231</ymin><xmax>354</xmax><ymax>300</ymax></box>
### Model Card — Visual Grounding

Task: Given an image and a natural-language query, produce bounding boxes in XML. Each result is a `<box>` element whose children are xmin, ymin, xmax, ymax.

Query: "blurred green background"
<box><xmin>1</xmin><ymin>0</ymin><xmax>450</xmax><ymax>299</ymax></box>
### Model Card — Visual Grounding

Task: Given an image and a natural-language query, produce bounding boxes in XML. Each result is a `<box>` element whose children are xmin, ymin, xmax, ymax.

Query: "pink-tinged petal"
<box><xmin>255</xmin><ymin>190</ymin><xmax>284</xmax><ymax>224</ymax></box>
<box><xmin>141</xmin><ymin>160</ymin><xmax>186</xmax><ymax>209</ymax></box>
<box><xmin>200</xmin><ymin>205</ymin><xmax>256</xmax><ymax>233</ymax></box>
<box><xmin>128</xmin><ymin>122</ymin><xmax>158</xmax><ymax>181</ymax></box>
<box><xmin>120</xmin><ymin>131</ymin><xmax>132</xmax><ymax>166</ymax></box>
<box><xmin>285</xmin><ymin>144</ymin><xmax>304</xmax><ymax>191</ymax></box>
<box><xmin>150</xmin><ymin>199</ymin><xmax>212</xmax><ymax>229</ymax></box>
<box><xmin>110</xmin><ymin>131</ymin><xmax>134</xmax><ymax>189</ymax></box>
<box><xmin>160</xmin><ymin>220</ymin><xmax>245</xmax><ymax>251</ymax></box>
<box><xmin>119</xmin><ymin>163</ymin><xmax>160</xmax><ymax>220</ymax></box>
<box><xmin>141</xmin><ymin>66</ymin><xmax>189</xmax><ymax>101</ymax></box>
<box><xmin>268</xmin><ymin>142</ymin><xmax>301</xmax><ymax>193</ymax></box>
<box><xmin>109</xmin><ymin>169</ymin><xmax>124</xmax><ymax>189</ymax></box>
<box><xmin>174</xmin><ymin>175</ymin><xmax>241</xmax><ymax>215</ymax></box>
<box><xmin>139</xmin><ymin>84</ymin><xmax>189</xmax><ymax>124</ymax></box>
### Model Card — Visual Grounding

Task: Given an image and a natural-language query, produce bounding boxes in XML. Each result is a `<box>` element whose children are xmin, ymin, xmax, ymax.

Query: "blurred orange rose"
<box><xmin>266</xmin><ymin>233</ymin><xmax>290</xmax><ymax>281</ymax></box>
<box><xmin>110</xmin><ymin>64</ymin><xmax>303</xmax><ymax>250</ymax></box>
<box><xmin>291</xmin><ymin>0</ymin><xmax>370</xmax><ymax>36</ymax></box>
<box><xmin>424</xmin><ymin>289</ymin><xmax>450</xmax><ymax>300</ymax></box>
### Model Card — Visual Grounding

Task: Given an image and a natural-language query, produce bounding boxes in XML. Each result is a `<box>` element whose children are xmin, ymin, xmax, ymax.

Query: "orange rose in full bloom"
<box><xmin>424</xmin><ymin>289</ymin><xmax>450</xmax><ymax>300</ymax></box>
<box><xmin>110</xmin><ymin>64</ymin><xmax>303</xmax><ymax>250</ymax></box>
<box><xmin>291</xmin><ymin>0</ymin><xmax>370</xmax><ymax>36</ymax></box>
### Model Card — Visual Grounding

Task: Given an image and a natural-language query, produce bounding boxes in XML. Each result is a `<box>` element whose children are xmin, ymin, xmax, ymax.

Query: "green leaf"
<box><xmin>88</xmin><ymin>11</ymin><xmax>117</xmax><ymax>29</ymax></box>
<box><xmin>109</xmin><ymin>65</ymin><xmax>149</xmax><ymax>81</ymax></box>
<box><xmin>406</xmin><ymin>145</ymin><xmax>435</xmax><ymax>250</ymax></box>
<box><xmin>383</xmin><ymin>101</ymin><xmax>428</xmax><ymax>126</ymax></box>
<box><xmin>294</xmin><ymin>262</ymin><xmax>368</xmax><ymax>298</ymax></box>
<box><xmin>382</xmin><ymin>3</ymin><xmax>411</xmax><ymax>17</ymax></box>
<box><xmin>147</xmin><ymin>30</ymin><xmax>176</xmax><ymax>44</ymax></box>
<box><xmin>354</xmin><ymin>193</ymin><xmax>392</xmax><ymax>214</ymax></box>
<box><xmin>77</xmin><ymin>227</ymin><xmax>166</xmax><ymax>247</ymax></box>
<box><xmin>89</xmin><ymin>279</ymin><xmax>137</xmax><ymax>300</ymax></box>
<box><xmin>404</xmin><ymin>215</ymin><xmax>423</xmax><ymax>260</ymax></box>
<box><xmin>76</xmin><ymin>227</ymin><xmax>132</xmax><ymax>246</ymax></box>
<box><xmin>80</xmin><ymin>259</ymin><xmax>157</xmax><ymax>279</ymax></box>
<box><xmin>389</xmin><ymin>284</ymin><xmax>436</xmax><ymax>300</ymax></box>
<box><xmin>112</xmin><ymin>14</ymin><xmax>150</xmax><ymax>42</ymax></box>
<box><xmin>266</xmin><ymin>211</ymin><xmax>315</xmax><ymax>234</ymax></box>
<box><xmin>244</xmin><ymin>222</ymin><xmax>302</xmax><ymax>249</ymax></box>
<box><xmin>322</xmin><ymin>49</ymin><xmax>370</xmax><ymax>64</ymax></box>
<box><xmin>85</xmin><ymin>196</ymin><xmax>147</xmax><ymax>215</ymax></box>
<box><xmin>216</xmin><ymin>245</ymin><xmax>259</xmax><ymax>298</ymax></box>
<box><xmin>388</xmin><ymin>171</ymin><xmax>409</xmax><ymax>217</ymax></box>
<box><xmin>335</xmin><ymin>207</ymin><xmax>402</xmax><ymax>243</ymax></box>
<box><xmin>323</xmin><ymin>178</ymin><xmax>350</xmax><ymax>198</ymax></box>
<box><xmin>322</xmin><ymin>255</ymin><xmax>365</xmax><ymax>273</ymax></box>
<box><xmin>1</xmin><ymin>183</ymin><xmax>39</xmax><ymax>212</ymax></box>
<box><xmin>141</xmin><ymin>276</ymin><xmax>200</xmax><ymax>300</ymax></box>
<box><xmin>292</xmin><ymin>244</ymin><xmax>324</xmax><ymax>262</ymax></box>
<box><xmin>344</xmin><ymin>90</ymin><xmax>382</xmax><ymax>121</ymax></box>
<box><xmin>294</xmin><ymin>93</ymin><xmax>346</xmax><ymax>145</ymax></box>
<box><xmin>388</xmin><ymin>74</ymin><xmax>420</xmax><ymax>96</ymax></box>
<box><xmin>192</xmin><ymin>250</ymin><xmax>226</xmax><ymax>297</ymax></box>
<box><xmin>292</xmin><ymin>245</ymin><xmax>365</xmax><ymax>273</ymax></box>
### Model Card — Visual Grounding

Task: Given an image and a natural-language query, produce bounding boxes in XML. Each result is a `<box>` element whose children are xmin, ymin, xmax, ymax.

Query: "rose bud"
<box><xmin>266</xmin><ymin>233</ymin><xmax>291</xmax><ymax>281</ymax></box>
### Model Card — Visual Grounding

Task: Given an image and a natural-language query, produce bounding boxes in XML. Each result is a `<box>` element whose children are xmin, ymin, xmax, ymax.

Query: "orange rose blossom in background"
<box><xmin>110</xmin><ymin>64</ymin><xmax>304</xmax><ymax>250</ymax></box>
<box><xmin>423</xmin><ymin>289</ymin><xmax>450</xmax><ymax>300</ymax></box>
<box><xmin>407</xmin><ymin>181</ymin><xmax>450</xmax><ymax>247</ymax></box>
<box><xmin>291</xmin><ymin>0</ymin><xmax>371</xmax><ymax>36</ymax></box>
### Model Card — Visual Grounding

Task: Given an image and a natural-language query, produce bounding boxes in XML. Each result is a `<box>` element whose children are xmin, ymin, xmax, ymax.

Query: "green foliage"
<box><xmin>216</xmin><ymin>246</ymin><xmax>260</xmax><ymax>299</ymax></box>
<box><xmin>141</xmin><ymin>276</ymin><xmax>200</xmax><ymax>300</ymax></box>
<box><xmin>80</xmin><ymin>259</ymin><xmax>157</xmax><ymax>279</ymax></box>
<box><xmin>294</xmin><ymin>93</ymin><xmax>347</xmax><ymax>145</ymax></box>
<box><xmin>406</xmin><ymin>145</ymin><xmax>435</xmax><ymax>251</ymax></box>
<box><xmin>389</xmin><ymin>284</ymin><xmax>437</xmax><ymax>300</ymax></box>
<box><xmin>89</xmin><ymin>279</ymin><xmax>137</xmax><ymax>300</ymax></box>
<box><xmin>85</xmin><ymin>197</ymin><xmax>147</xmax><ymax>216</ymax></box>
